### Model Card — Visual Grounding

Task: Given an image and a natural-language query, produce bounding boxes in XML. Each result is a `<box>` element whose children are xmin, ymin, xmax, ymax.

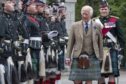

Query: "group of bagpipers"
<box><xmin>0</xmin><ymin>0</ymin><xmax>125</xmax><ymax>84</ymax></box>
<box><xmin>0</xmin><ymin>0</ymin><xmax>68</xmax><ymax>84</ymax></box>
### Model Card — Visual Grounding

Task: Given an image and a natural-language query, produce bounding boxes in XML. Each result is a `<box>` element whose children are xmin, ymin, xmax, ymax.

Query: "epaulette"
<box><xmin>110</xmin><ymin>15</ymin><xmax>119</xmax><ymax>19</ymax></box>
<box><xmin>92</xmin><ymin>16</ymin><xmax>100</xmax><ymax>21</ymax></box>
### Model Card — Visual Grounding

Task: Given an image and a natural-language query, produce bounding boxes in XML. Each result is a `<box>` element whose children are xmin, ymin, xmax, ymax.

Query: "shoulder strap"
<box><xmin>28</xmin><ymin>16</ymin><xmax>39</xmax><ymax>24</ymax></box>
<box><xmin>95</xmin><ymin>18</ymin><xmax>117</xmax><ymax>43</ymax></box>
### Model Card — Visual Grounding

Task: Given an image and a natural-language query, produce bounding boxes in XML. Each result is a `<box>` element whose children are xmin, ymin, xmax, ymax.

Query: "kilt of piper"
<box><xmin>101</xmin><ymin>48</ymin><xmax>119</xmax><ymax>77</ymax></box>
<box><xmin>30</xmin><ymin>48</ymin><xmax>40</xmax><ymax>80</ymax></box>
<box><xmin>69</xmin><ymin>55</ymin><xmax>101</xmax><ymax>81</ymax></box>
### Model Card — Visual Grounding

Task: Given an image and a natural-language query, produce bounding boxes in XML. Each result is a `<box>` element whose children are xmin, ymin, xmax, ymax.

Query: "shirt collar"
<box><xmin>83</xmin><ymin>20</ymin><xmax>91</xmax><ymax>25</ymax></box>
<box><xmin>83</xmin><ymin>20</ymin><xmax>91</xmax><ymax>28</ymax></box>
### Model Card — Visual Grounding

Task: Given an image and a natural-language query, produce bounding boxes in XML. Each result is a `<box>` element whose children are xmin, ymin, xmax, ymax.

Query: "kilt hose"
<box><xmin>58</xmin><ymin>45</ymin><xmax>65</xmax><ymax>71</ymax></box>
<box><xmin>30</xmin><ymin>48</ymin><xmax>40</xmax><ymax>80</ymax></box>
<box><xmin>69</xmin><ymin>55</ymin><xmax>101</xmax><ymax>81</ymax></box>
<box><xmin>101</xmin><ymin>49</ymin><xmax>119</xmax><ymax>77</ymax></box>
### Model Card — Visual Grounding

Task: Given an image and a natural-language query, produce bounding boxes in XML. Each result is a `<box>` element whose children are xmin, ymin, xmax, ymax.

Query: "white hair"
<box><xmin>81</xmin><ymin>5</ymin><xmax>93</xmax><ymax>17</ymax></box>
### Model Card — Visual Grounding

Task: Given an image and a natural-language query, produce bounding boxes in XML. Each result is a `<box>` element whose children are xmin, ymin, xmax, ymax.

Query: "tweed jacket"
<box><xmin>67</xmin><ymin>20</ymin><xmax>103</xmax><ymax>60</ymax></box>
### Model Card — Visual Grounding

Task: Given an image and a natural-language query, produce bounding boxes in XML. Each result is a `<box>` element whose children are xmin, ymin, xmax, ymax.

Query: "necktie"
<box><xmin>85</xmin><ymin>22</ymin><xmax>88</xmax><ymax>33</ymax></box>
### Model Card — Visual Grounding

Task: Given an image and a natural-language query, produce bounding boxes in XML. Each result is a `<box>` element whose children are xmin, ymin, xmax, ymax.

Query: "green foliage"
<box><xmin>75</xmin><ymin>0</ymin><xmax>84</xmax><ymax>21</ymax></box>
<box><xmin>118</xmin><ymin>2</ymin><xmax>126</xmax><ymax>66</ymax></box>
<box><xmin>47</xmin><ymin>0</ymin><xmax>58</xmax><ymax>3</ymax></box>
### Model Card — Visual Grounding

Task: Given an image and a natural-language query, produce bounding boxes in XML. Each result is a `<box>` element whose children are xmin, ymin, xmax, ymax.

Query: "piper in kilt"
<box><xmin>24</xmin><ymin>3</ymin><xmax>42</xmax><ymax>84</ymax></box>
<box><xmin>66</xmin><ymin>5</ymin><xmax>103</xmax><ymax>84</ymax></box>
<box><xmin>96</xmin><ymin>0</ymin><xmax>125</xmax><ymax>84</ymax></box>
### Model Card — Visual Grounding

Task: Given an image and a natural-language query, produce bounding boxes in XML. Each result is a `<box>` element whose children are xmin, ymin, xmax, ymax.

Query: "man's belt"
<box><xmin>30</xmin><ymin>37</ymin><xmax>42</xmax><ymax>41</ymax></box>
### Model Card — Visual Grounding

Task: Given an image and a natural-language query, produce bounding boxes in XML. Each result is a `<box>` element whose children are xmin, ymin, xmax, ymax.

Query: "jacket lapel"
<box><xmin>92</xmin><ymin>20</ymin><xmax>97</xmax><ymax>49</ymax></box>
<box><xmin>79</xmin><ymin>20</ymin><xmax>84</xmax><ymax>40</ymax></box>
<box><xmin>79</xmin><ymin>20</ymin><xmax>97</xmax><ymax>42</ymax></box>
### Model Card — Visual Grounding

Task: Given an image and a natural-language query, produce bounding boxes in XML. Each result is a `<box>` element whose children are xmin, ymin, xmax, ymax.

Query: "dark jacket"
<box><xmin>24</xmin><ymin>15</ymin><xmax>41</xmax><ymax>37</ymax></box>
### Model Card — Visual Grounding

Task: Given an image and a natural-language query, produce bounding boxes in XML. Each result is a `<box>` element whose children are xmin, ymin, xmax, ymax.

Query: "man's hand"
<box><xmin>65</xmin><ymin>58</ymin><xmax>71</xmax><ymax>66</ymax></box>
<box><xmin>13</xmin><ymin>41</ymin><xmax>21</xmax><ymax>51</ymax></box>
<box><xmin>118</xmin><ymin>54</ymin><xmax>123</xmax><ymax>62</ymax></box>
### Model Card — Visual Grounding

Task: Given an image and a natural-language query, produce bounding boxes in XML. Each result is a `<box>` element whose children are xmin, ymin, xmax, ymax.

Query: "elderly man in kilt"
<box><xmin>96</xmin><ymin>1</ymin><xmax>125</xmax><ymax>84</ymax></box>
<box><xmin>67</xmin><ymin>5</ymin><xmax>103</xmax><ymax>84</ymax></box>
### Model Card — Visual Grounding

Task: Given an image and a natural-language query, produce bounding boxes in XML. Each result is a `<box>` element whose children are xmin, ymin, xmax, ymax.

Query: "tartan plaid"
<box><xmin>101</xmin><ymin>49</ymin><xmax>120</xmax><ymax>77</ymax></box>
<box><xmin>110</xmin><ymin>49</ymin><xmax>120</xmax><ymax>77</ymax></box>
<box><xmin>31</xmin><ymin>49</ymin><xmax>40</xmax><ymax>80</ymax></box>
<box><xmin>69</xmin><ymin>56</ymin><xmax>101</xmax><ymax>81</ymax></box>
<box><xmin>32</xmin><ymin>58</ymin><xmax>40</xmax><ymax>79</ymax></box>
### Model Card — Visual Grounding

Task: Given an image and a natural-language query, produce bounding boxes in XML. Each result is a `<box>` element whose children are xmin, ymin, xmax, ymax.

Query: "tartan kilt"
<box><xmin>101</xmin><ymin>49</ymin><xmax>119</xmax><ymax>77</ymax></box>
<box><xmin>69</xmin><ymin>56</ymin><xmax>101</xmax><ymax>81</ymax></box>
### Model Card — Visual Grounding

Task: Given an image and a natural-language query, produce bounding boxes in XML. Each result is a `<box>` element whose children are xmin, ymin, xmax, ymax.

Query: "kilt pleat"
<box><xmin>101</xmin><ymin>49</ymin><xmax>120</xmax><ymax>77</ymax></box>
<box><xmin>69</xmin><ymin>56</ymin><xmax>101</xmax><ymax>81</ymax></box>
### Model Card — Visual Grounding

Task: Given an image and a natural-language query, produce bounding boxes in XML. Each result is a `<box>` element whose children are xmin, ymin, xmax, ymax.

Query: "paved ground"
<box><xmin>61</xmin><ymin>69</ymin><xmax>126</xmax><ymax>84</ymax></box>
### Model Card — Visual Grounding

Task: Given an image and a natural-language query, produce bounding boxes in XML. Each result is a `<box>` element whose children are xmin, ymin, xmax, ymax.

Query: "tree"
<box><xmin>75</xmin><ymin>0</ymin><xmax>84</xmax><ymax>21</ymax></box>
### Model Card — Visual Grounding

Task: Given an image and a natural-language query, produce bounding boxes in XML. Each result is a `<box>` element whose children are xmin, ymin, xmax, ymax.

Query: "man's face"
<box><xmin>59</xmin><ymin>9</ymin><xmax>66</xmax><ymax>16</ymax></box>
<box><xmin>18</xmin><ymin>1</ymin><xmax>23</xmax><ymax>10</ymax></box>
<box><xmin>99</xmin><ymin>7</ymin><xmax>110</xmax><ymax>17</ymax></box>
<box><xmin>27</xmin><ymin>4</ymin><xmax>38</xmax><ymax>14</ymax></box>
<box><xmin>44</xmin><ymin>13</ymin><xmax>49</xmax><ymax>18</ymax></box>
<box><xmin>4</xmin><ymin>1</ymin><xmax>15</xmax><ymax>12</ymax></box>
<box><xmin>37</xmin><ymin>5</ymin><xmax>44</xmax><ymax>13</ymax></box>
<box><xmin>82</xmin><ymin>10</ymin><xmax>91</xmax><ymax>21</ymax></box>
